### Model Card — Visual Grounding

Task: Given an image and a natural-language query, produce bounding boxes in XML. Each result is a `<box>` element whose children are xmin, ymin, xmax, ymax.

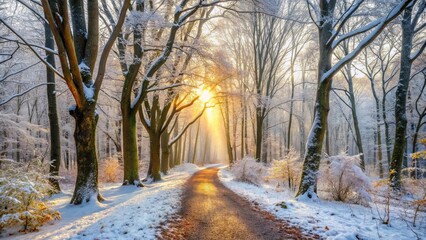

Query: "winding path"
<box><xmin>161</xmin><ymin>168</ymin><xmax>318</xmax><ymax>240</ymax></box>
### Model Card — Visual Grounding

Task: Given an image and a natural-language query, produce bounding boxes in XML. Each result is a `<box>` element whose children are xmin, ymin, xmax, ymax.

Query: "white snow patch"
<box><xmin>83</xmin><ymin>84</ymin><xmax>94</xmax><ymax>100</ymax></box>
<box><xmin>219</xmin><ymin>168</ymin><xmax>426</xmax><ymax>240</ymax></box>
<box><xmin>7</xmin><ymin>165</ymin><xmax>201</xmax><ymax>240</ymax></box>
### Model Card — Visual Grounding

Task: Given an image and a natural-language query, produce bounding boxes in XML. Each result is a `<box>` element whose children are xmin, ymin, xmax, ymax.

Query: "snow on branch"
<box><xmin>0</xmin><ymin>19</ymin><xmax>64</xmax><ymax>79</ymax></box>
<box><xmin>327</xmin><ymin>0</ymin><xmax>364</xmax><ymax>46</ymax></box>
<box><xmin>0</xmin><ymin>62</ymin><xmax>41</xmax><ymax>83</ymax></box>
<box><xmin>321</xmin><ymin>0</ymin><xmax>413</xmax><ymax>82</ymax></box>
<box><xmin>131</xmin><ymin>0</ymin><xmax>207</xmax><ymax>110</ymax></box>
<box><xmin>410</xmin><ymin>41</ymin><xmax>426</xmax><ymax>61</ymax></box>
<box><xmin>0</xmin><ymin>83</ymin><xmax>55</xmax><ymax>107</ymax></box>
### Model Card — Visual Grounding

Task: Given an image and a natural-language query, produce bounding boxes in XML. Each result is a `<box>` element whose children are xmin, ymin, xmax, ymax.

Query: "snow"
<box><xmin>78</xmin><ymin>62</ymin><xmax>90</xmax><ymax>74</ymax></box>
<box><xmin>5</xmin><ymin>164</ymin><xmax>201</xmax><ymax>240</ymax></box>
<box><xmin>219</xmin><ymin>168</ymin><xmax>426</xmax><ymax>240</ymax></box>
<box><xmin>323</xmin><ymin>0</ymin><xmax>411</xmax><ymax>82</ymax></box>
<box><xmin>83</xmin><ymin>84</ymin><xmax>94</xmax><ymax>100</ymax></box>
<box><xmin>68</xmin><ymin>105</ymin><xmax>76</xmax><ymax>112</ymax></box>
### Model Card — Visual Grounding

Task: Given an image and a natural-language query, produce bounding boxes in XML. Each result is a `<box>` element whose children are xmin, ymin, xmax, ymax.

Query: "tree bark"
<box><xmin>287</xmin><ymin>62</ymin><xmax>295</xmax><ymax>152</ymax></box>
<box><xmin>122</xmin><ymin>110</ymin><xmax>141</xmax><ymax>185</ymax></box>
<box><xmin>390</xmin><ymin>6</ymin><xmax>414</xmax><ymax>189</ymax></box>
<box><xmin>44</xmin><ymin>21</ymin><xmax>61</xmax><ymax>193</ymax></box>
<box><xmin>69</xmin><ymin>106</ymin><xmax>103</xmax><ymax>204</ymax></box>
<box><xmin>255</xmin><ymin>106</ymin><xmax>264</xmax><ymax>162</ymax></box>
<box><xmin>148</xmin><ymin>133</ymin><xmax>162</xmax><ymax>181</ymax></box>
<box><xmin>296</xmin><ymin>4</ymin><xmax>333</xmax><ymax>196</ymax></box>
<box><xmin>161</xmin><ymin>130</ymin><xmax>170</xmax><ymax>174</ymax></box>
<box><xmin>346</xmin><ymin>63</ymin><xmax>365</xmax><ymax>170</ymax></box>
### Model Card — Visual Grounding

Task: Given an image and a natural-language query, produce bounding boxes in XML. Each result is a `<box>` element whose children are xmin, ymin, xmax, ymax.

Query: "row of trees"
<box><xmin>214</xmin><ymin>0</ymin><xmax>425</xmax><ymax>198</ymax></box>
<box><xmin>1</xmin><ymin>0</ymin><xmax>425</xmax><ymax>204</ymax></box>
<box><xmin>1</xmin><ymin>0</ymin><xmax>228</xmax><ymax>204</ymax></box>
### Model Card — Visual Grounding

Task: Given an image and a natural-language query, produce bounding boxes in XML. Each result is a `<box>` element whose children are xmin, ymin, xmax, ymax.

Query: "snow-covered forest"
<box><xmin>1</xmin><ymin>0</ymin><xmax>425</xmax><ymax>239</ymax></box>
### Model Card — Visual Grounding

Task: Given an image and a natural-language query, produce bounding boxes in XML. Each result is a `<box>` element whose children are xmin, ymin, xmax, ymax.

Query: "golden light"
<box><xmin>198</xmin><ymin>89</ymin><xmax>213</xmax><ymax>103</ymax></box>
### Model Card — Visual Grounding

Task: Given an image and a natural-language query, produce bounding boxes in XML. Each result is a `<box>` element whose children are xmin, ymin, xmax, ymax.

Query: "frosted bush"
<box><xmin>230</xmin><ymin>157</ymin><xmax>266</xmax><ymax>185</ymax></box>
<box><xmin>99</xmin><ymin>157</ymin><xmax>122</xmax><ymax>183</ymax></box>
<box><xmin>319</xmin><ymin>154</ymin><xmax>371</xmax><ymax>204</ymax></box>
<box><xmin>268</xmin><ymin>149</ymin><xmax>302</xmax><ymax>192</ymax></box>
<box><xmin>0</xmin><ymin>159</ymin><xmax>60</xmax><ymax>233</ymax></box>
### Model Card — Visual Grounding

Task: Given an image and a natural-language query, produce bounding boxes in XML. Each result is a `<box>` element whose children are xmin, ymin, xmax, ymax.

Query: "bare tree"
<box><xmin>390</xmin><ymin>0</ymin><xmax>426</xmax><ymax>189</ymax></box>
<box><xmin>297</xmin><ymin>0</ymin><xmax>412</xmax><ymax>198</ymax></box>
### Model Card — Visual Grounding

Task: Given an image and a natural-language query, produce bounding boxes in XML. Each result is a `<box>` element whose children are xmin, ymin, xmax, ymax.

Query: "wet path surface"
<box><xmin>161</xmin><ymin>168</ymin><xmax>318</xmax><ymax>240</ymax></box>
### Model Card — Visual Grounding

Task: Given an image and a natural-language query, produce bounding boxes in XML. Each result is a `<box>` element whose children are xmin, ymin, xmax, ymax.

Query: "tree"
<box><xmin>37</xmin><ymin>0</ymin><xmax>130</xmax><ymax>204</ymax></box>
<box><xmin>249</xmin><ymin>1</ymin><xmax>295</xmax><ymax>162</ymax></box>
<box><xmin>356</xmin><ymin>31</ymin><xmax>400</xmax><ymax>177</ymax></box>
<box><xmin>390</xmin><ymin>0</ymin><xmax>426</xmax><ymax>189</ymax></box>
<box><xmin>44</xmin><ymin>21</ymin><xmax>61</xmax><ymax>193</ymax></box>
<box><xmin>333</xmin><ymin>32</ymin><xmax>366</xmax><ymax>170</ymax></box>
<box><xmin>297</xmin><ymin>0</ymin><xmax>412</xmax><ymax>198</ymax></box>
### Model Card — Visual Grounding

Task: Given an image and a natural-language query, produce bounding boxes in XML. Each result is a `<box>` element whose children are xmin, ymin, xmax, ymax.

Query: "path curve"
<box><xmin>161</xmin><ymin>168</ymin><xmax>318</xmax><ymax>240</ymax></box>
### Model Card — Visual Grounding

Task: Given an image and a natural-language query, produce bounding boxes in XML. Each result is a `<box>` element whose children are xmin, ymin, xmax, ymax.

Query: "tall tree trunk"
<box><xmin>325</xmin><ymin>126</ymin><xmax>331</xmax><ymax>156</ymax></box>
<box><xmin>382</xmin><ymin>98</ymin><xmax>392</xmax><ymax>166</ymax></box>
<box><xmin>148</xmin><ymin>133</ymin><xmax>161</xmax><ymax>181</ymax></box>
<box><xmin>287</xmin><ymin>63</ymin><xmax>295</xmax><ymax>152</ymax></box>
<box><xmin>389</xmin><ymin>6</ymin><xmax>414</xmax><ymax>189</ymax></box>
<box><xmin>296</xmin><ymin>6</ymin><xmax>333</xmax><ymax>196</ymax></box>
<box><xmin>161</xmin><ymin>130</ymin><xmax>170</xmax><ymax>174</ymax></box>
<box><xmin>44</xmin><ymin>21</ymin><xmax>61</xmax><ymax>193</ymax></box>
<box><xmin>346</xmin><ymin>63</ymin><xmax>366</xmax><ymax>170</ymax></box>
<box><xmin>69</xmin><ymin>106</ymin><xmax>103</xmax><ymax>204</ymax></box>
<box><xmin>299</xmin><ymin>63</ymin><xmax>307</xmax><ymax>158</ymax></box>
<box><xmin>191</xmin><ymin>120</ymin><xmax>201</xmax><ymax>164</ymax></box>
<box><xmin>369</xmin><ymin>77</ymin><xmax>384</xmax><ymax>177</ymax></box>
<box><xmin>255</xmin><ymin>106</ymin><xmax>263</xmax><ymax>162</ymax></box>
<box><xmin>221</xmin><ymin>98</ymin><xmax>234</xmax><ymax>164</ymax></box>
<box><xmin>122</xmin><ymin>110</ymin><xmax>141</xmax><ymax>185</ymax></box>
<box><xmin>240</xmin><ymin>99</ymin><xmax>245</xmax><ymax>159</ymax></box>
<box><xmin>261</xmin><ymin>117</ymin><xmax>268</xmax><ymax>163</ymax></box>
<box><xmin>376</xmin><ymin>105</ymin><xmax>384</xmax><ymax>178</ymax></box>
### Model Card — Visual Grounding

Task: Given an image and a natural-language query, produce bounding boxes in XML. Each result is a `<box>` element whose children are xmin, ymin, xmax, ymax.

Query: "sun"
<box><xmin>198</xmin><ymin>89</ymin><xmax>213</xmax><ymax>103</ymax></box>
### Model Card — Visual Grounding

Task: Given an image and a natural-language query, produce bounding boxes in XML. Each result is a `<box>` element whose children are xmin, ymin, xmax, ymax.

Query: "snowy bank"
<box><xmin>5</xmin><ymin>164</ymin><xmax>200</xmax><ymax>240</ymax></box>
<box><xmin>219</xmin><ymin>168</ymin><xmax>426</xmax><ymax>240</ymax></box>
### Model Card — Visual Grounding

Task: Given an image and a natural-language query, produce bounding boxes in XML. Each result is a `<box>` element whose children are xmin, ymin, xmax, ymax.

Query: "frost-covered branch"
<box><xmin>410</xmin><ymin>41</ymin><xmax>426</xmax><ymax>61</ymax></box>
<box><xmin>0</xmin><ymin>20</ymin><xmax>63</xmax><ymax>78</ymax></box>
<box><xmin>327</xmin><ymin>0</ymin><xmax>364</xmax><ymax>46</ymax></box>
<box><xmin>0</xmin><ymin>83</ymin><xmax>54</xmax><ymax>106</ymax></box>
<box><xmin>321</xmin><ymin>0</ymin><xmax>413</xmax><ymax>82</ymax></box>
<box><xmin>0</xmin><ymin>36</ymin><xmax>57</xmax><ymax>55</ymax></box>
<box><xmin>0</xmin><ymin>62</ymin><xmax>40</xmax><ymax>83</ymax></box>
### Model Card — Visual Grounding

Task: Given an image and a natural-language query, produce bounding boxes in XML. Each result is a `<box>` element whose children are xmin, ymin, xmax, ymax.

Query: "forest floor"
<box><xmin>6</xmin><ymin>164</ymin><xmax>201</xmax><ymax>240</ymax></box>
<box><xmin>160</xmin><ymin>167</ymin><xmax>318</xmax><ymax>240</ymax></box>
<box><xmin>219</xmin><ymin>168</ymin><xmax>426</xmax><ymax>240</ymax></box>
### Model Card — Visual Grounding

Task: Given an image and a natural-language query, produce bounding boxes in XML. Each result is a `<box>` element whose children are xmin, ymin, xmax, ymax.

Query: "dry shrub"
<box><xmin>0</xmin><ymin>159</ymin><xmax>60</xmax><ymax>233</ymax></box>
<box><xmin>319</xmin><ymin>154</ymin><xmax>371</xmax><ymax>204</ymax></box>
<box><xmin>99</xmin><ymin>157</ymin><xmax>122</xmax><ymax>183</ymax></box>
<box><xmin>231</xmin><ymin>157</ymin><xmax>267</xmax><ymax>185</ymax></box>
<box><xmin>268</xmin><ymin>149</ymin><xmax>302</xmax><ymax>192</ymax></box>
<box><xmin>402</xmin><ymin>178</ymin><xmax>426</xmax><ymax>227</ymax></box>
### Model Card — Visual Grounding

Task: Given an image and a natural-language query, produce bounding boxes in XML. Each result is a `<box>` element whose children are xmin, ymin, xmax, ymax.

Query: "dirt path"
<box><xmin>160</xmin><ymin>168</ymin><xmax>318</xmax><ymax>240</ymax></box>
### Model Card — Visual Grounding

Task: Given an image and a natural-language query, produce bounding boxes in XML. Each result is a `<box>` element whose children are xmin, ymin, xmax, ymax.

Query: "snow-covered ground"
<box><xmin>219</xmin><ymin>168</ymin><xmax>426</xmax><ymax>240</ymax></box>
<box><xmin>5</xmin><ymin>163</ymin><xmax>200</xmax><ymax>240</ymax></box>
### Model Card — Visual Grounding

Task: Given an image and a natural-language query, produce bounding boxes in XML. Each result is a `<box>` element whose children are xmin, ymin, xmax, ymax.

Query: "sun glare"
<box><xmin>199</xmin><ymin>89</ymin><xmax>213</xmax><ymax>103</ymax></box>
